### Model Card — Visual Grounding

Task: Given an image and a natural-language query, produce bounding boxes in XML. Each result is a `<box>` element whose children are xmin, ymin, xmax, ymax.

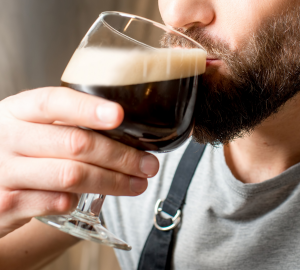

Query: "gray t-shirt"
<box><xmin>102</xmin><ymin>140</ymin><xmax>300</xmax><ymax>270</ymax></box>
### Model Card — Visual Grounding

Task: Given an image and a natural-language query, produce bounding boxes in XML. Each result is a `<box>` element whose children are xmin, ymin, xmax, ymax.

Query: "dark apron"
<box><xmin>138</xmin><ymin>141</ymin><xmax>206</xmax><ymax>270</ymax></box>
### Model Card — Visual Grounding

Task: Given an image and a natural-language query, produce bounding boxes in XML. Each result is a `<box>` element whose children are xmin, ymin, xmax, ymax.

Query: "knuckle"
<box><xmin>116</xmin><ymin>148</ymin><xmax>137</xmax><ymax>170</ymax></box>
<box><xmin>111</xmin><ymin>173</ymin><xmax>121</xmax><ymax>194</ymax></box>
<box><xmin>112</xmin><ymin>173</ymin><xmax>130</xmax><ymax>195</ymax></box>
<box><xmin>67</xmin><ymin>128</ymin><xmax>94</xmax><ymax>157</ymax></box>
<box><xmin>0</xmin><ymin>190</ymin><xmax>30</xmax><ymax>236</ymax></box>
<box><xmin>36</xmin><ymin>87</ymin><xmax>53</xmax><ymax>120</ymax></box>
<box><xmin>0</xmin><ymin>190</ymin><xmax>18</xmax><ymax>214</ymax></box>
<box><xmin>53</xmin><ymin>193</ymin><xmax>74</xmax><ymax>213</ymax></box>
<box><xmin>75</xmin><ymin>95</ymin><xmax>89</xmax><ymax>119</ymax></box>
<box><xmin>59</xmin><ymin>161</ymin><xmax>83</xmax><ymax>191</ymax></box>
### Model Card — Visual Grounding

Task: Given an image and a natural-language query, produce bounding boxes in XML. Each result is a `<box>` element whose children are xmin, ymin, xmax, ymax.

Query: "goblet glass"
<box><xmin>37</xmin><ymin>11</ymin><xmax>206</xmax><ymax>250</ymax></box>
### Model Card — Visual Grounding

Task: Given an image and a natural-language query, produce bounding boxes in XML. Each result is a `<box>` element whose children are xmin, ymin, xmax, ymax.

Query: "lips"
<box><xmin>206</xmin><ymin>57</ymin><xmax>220</xmax><ymax>67</ymax></box>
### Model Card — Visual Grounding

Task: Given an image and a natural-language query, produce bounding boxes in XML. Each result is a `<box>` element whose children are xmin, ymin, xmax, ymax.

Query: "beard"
<box><xmin>161</xmin><ymin>6</ymin><xmax>300</xmax><ymax>145</ymax></box>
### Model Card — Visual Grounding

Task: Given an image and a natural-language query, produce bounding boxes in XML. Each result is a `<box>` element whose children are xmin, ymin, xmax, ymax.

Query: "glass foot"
<box><xmin>36</xmin><ymin>215</ymin><xmax>131</xmax><ymax>251</ymax></box>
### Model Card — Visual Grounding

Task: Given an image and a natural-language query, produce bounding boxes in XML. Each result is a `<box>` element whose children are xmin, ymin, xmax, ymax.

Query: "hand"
<box><xmin>0</xmin><ymin>87</ymin><xmax>159</xmax><ymax>238</ymax></box>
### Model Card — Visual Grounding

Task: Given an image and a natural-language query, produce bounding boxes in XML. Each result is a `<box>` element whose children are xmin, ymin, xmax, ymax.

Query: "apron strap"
<box><xmin>138</xmin><ymin>140</ymin><xmax>206</xmax><ymax>270</ymax></box>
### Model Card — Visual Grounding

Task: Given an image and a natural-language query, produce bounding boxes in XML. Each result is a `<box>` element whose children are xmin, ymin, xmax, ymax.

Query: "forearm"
<box><xmin>0</xmin><ymin>218</ymin><xmax>80</xmax><ymax>270</ymax></box>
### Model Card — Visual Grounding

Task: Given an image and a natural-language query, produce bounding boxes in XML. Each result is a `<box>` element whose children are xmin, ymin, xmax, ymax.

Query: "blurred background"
<box><xmin>0</xmin><ymin>0</ymin><xmax>162</xmax><ymax>99</ymax></box>
<box><xmin>0</xmin><ymin>0</ymin><xmax>162</xmax><ymax>269</ymax></box>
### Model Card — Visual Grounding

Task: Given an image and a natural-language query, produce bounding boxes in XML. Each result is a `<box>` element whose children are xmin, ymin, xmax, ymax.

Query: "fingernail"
<box><xmin>140</xmin><ymin>155</ymin><xmax>159</xmax><ymax>177</ymax></box>
<box><xmin>130</xmin><ymin>177</ymin><xmax>147</xmax><ymax>193</ymax></box>
<box><xmin>96</xmin><ymin>103</ymin><xmax>118</xmax><ymax>124</ymax></box>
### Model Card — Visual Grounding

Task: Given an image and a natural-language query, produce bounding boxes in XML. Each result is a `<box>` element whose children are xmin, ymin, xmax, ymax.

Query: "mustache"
<box><xmin>161</xmin><ymin>26</ymin><xmax>235</xmax><ymax>60</ymax></box>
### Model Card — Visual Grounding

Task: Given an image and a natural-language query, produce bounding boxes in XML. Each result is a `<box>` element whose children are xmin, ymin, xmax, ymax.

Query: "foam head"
<box><xmin>61</xmin><ymin>48</ymin><xmax>207</xmax><ymax>86</ymax></box>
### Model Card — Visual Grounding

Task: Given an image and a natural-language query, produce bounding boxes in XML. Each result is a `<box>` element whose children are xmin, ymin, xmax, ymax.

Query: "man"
<box><xmin>0</xmin><ymin>0</ymin><xmax>299</xmax><ymax>269</ymax></box>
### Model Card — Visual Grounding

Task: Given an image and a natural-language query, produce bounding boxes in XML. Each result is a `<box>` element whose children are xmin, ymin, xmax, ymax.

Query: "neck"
<box><xmin>224</xmin><ymin>93</ymin><xmax>300</xmax><ymax>184</ymax></box>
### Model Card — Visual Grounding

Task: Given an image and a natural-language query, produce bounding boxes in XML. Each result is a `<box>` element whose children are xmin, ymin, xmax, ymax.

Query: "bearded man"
<box><xmin>0</xmin><ymin>0</ymin><xmax>299</xmax><ymax>269</ymax></box>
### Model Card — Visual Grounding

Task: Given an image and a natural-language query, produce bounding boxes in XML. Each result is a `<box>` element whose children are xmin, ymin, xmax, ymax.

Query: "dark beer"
<box><xmin>61</xmin><ymin>48</ymin><xmax>206</xmax><ymax>152</ymax></box>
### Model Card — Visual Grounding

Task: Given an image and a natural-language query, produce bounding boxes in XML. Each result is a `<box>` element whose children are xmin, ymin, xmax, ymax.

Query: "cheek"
<box><xmin>213</xmin><ymin>0</ymin><xmax>289</xmax><ymax>50</ymax></box>
<box><xmin>212</xmin><ymin>1</ymin><xmax>257</xmax><ymax>49</ymax></box>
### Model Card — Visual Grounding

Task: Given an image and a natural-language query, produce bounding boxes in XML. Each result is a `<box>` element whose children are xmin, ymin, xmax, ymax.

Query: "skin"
<box><xmin>0</xmin><ymin>0</ymin><xmax>299</xmax><ymax>268</ymax></box>
<box><xmin>159</xmin><ymin>0</ymin><xmax>300</xmax><ymax>183</ymax></box>
<box><xmin>0</xmin><ymin>88</ymin><xmax>159</xmax><ymax>269</ymax></box>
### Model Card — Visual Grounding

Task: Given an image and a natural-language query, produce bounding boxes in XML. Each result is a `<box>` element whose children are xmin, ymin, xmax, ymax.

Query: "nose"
<box><xmin>159</xmin><ymin>0</ymin><xmax>215</xmax><ymax>29</ymax></box>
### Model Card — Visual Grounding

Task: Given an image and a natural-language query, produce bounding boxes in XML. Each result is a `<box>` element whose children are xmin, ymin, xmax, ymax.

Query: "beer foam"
<box><xmin>62</xmin><ymin>48</ymin><xmax>206</xmax><ymax>86</ymax></box>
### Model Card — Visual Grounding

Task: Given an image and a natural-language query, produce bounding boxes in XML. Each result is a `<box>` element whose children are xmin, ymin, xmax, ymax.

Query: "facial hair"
<box><xmin>161</xmin><ymin>6</ymin><xmax>300</xmax><ymax>145</ymax></box>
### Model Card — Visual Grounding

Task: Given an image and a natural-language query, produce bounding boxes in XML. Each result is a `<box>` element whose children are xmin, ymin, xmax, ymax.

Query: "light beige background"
<box><xmin>0</xmin><ymin>1</ymin><xmax>161</xmax><ymax>269</ymax></box>
<box><xmin>0</xmin><ymin>0</ymin><xmax>162</xmax><ymax>99</ymax></box>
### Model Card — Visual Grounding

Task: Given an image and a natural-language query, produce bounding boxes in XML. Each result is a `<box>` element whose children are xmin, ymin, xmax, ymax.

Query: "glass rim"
<box><xmin>99</xmin><ymin>11</ymin><xmax>206</xmax><ymax>52</ymax></box>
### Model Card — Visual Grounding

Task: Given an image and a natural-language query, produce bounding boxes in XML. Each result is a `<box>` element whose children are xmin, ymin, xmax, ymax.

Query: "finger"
<box><xmin>2</xmin><ymin>87</ymin><xmax>124</xmax><ymax>130</ymax></box>
<box><xmin>0</xmin><ymin>189</ymin><xmax>78</xmax><ymax>237</ymax></box>
<box><xmin>53</xmin><ymin>120</ymin><xmax>76</xmax><ymax>126</ymax></box>
<box><xmin>8</xmin><ymin>121</ymin><xmax>159</xmax><ymax>178</ymax></box>
<box><xmin>1</xmin><ymin>156</ymin><xmax>148</xmax><ymax>196</ymax></box>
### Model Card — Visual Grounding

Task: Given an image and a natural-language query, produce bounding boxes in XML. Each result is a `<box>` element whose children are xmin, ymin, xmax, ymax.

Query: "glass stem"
<box><xmin>72</xmin><ymin>193</ymin><xmax>106</xmax><ymax>222</ymax></box>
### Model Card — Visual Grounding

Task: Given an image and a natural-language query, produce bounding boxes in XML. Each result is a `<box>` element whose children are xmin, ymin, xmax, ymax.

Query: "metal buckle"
<box><xmin>153</xmin><ymin>199</ymin><xmax>181</xmax><ymax>231</ymax></box>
